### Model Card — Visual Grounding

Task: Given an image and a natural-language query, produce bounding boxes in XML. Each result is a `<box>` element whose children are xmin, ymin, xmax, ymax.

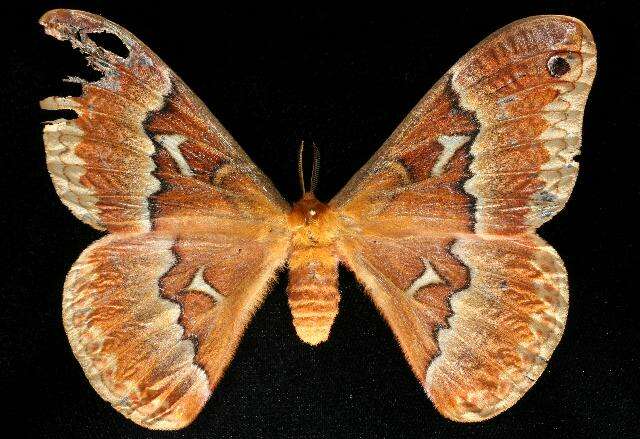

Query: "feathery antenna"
<box><xmin>297</xmin><ymin>140</ymin><xmax>321</xmax><ymax>195</ymax></box>
<box><xmin>309</xmin><ymin>142</ymin><xmax>320</xmax><ymax>194</ymax></box>
<box><xmin>297</xmin><ymin>140</ymin><xmax>306</xmax><ymax>195</ymax></box>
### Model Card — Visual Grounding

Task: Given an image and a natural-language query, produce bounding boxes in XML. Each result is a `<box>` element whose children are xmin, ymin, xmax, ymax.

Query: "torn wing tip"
<box><xmin>39</xmin><ymin>9</ymin><xmax>112</xmax><ymax>39</ymax></box>
<box><xmin>39</xmin><ymin>9</ymin><xmax>77</xmax><ymax>32</ymax></box>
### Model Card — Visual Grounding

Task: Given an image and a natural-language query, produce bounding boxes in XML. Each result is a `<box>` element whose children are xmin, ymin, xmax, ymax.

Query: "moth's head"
<box><xmin>288</xmin><ymin>193</ymin><xmax>338</xmax><ymax>245</ymax></box>
<box><xmin>289</xmin><ymin>192</ymin><xmax>329</xmax><ymax>226</ymax></box>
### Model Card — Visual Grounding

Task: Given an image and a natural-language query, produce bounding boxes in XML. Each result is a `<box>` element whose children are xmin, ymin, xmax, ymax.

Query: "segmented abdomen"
<box><xmin>287</xmin><ymin>246</ymin><xmax>340</xmax><ymax>345</ymax></box>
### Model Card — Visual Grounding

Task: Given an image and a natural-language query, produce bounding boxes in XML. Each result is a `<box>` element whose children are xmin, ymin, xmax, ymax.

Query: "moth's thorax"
<box><xmin>287</xmin><ymin>192</ymin><xmax>339</xmax><ymax>246</ymax></box>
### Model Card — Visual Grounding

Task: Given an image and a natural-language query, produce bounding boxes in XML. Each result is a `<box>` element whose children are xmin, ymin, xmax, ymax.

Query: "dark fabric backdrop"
<box><xmin>2</xmin><ymin>1</ymin><xmax>638</xmax><ymax>437</ymax></box>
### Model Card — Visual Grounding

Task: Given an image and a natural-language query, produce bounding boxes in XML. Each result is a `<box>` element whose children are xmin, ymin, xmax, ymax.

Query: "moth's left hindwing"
<box><xmin>333</xmin><ymin>15</ymin><xmax>595</xmax><ymax>421</ymax></box>
<box><xmin>40</xmin><ymin>9</ymin><xmax>290</xmax><ymax>429</ymax></box>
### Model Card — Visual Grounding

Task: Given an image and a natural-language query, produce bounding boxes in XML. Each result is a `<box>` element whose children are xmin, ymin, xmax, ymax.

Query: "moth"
<box><xmin>40</xmin><ymin>9</ymin><xmax>596</xmax><ymax>430</ymax></box>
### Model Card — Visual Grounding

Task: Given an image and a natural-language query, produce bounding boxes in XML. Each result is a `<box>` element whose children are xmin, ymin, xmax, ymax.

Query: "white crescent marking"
<box><xmin>186</xmin><ymin>266</ymin><xmax>225</xmax><ymax>302</ymax></box>
<box><xmin>155</xmin><ymin>134</ymin><xmax>192</xmax><ymax>177</ymax></box>
<box><xmin>433</xmin><ymin>134</ymin><xmax>471</xmax><ymax>176</ymax></box>
<box><xmin>406</xmin><ymin>257</ymin><xmax>444</xmax><ymax>298</ymax></box>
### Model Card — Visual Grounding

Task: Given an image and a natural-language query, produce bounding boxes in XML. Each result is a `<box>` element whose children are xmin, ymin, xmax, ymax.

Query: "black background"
<box><xmin>2</xmin><ymin>1</ymin><xmax>639</xmax><ymax>438</ymax></box>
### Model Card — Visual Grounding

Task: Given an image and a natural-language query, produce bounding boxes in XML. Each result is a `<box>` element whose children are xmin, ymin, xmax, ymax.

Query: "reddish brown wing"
<box><xmin>40</xmin><ymin>9</ymin><xmax>292</xmax><ymax>429</ymax></box>
<box><xmin>64</xmin><ymin>231</ymin><xmax>288</xmax><ymax>429</ymax></box>
<box><xmin>41</xmin><ymin>9</ymin><xmax>288</xmax><ymax>233</ymax></box>
<box><xmin>333</xmin><ymin>16</ymin><xmax>595</xmax><ymax>421</ymax></box>
<box><xmin>337</xmin><ymin>233</ymin><xmax>568</xmax><ymax>422</ymax></box>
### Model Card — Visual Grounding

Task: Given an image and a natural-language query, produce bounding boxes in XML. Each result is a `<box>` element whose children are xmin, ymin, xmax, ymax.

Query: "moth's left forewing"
<box><xmin>333</xmin><ymin>16</ymin><xmax>595</xmax><ymax>422</ymax></box>
<box><xmin>40</xmin><ymin>9</ymin><xmax>288</xmax><ymax>233</ymax></box>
